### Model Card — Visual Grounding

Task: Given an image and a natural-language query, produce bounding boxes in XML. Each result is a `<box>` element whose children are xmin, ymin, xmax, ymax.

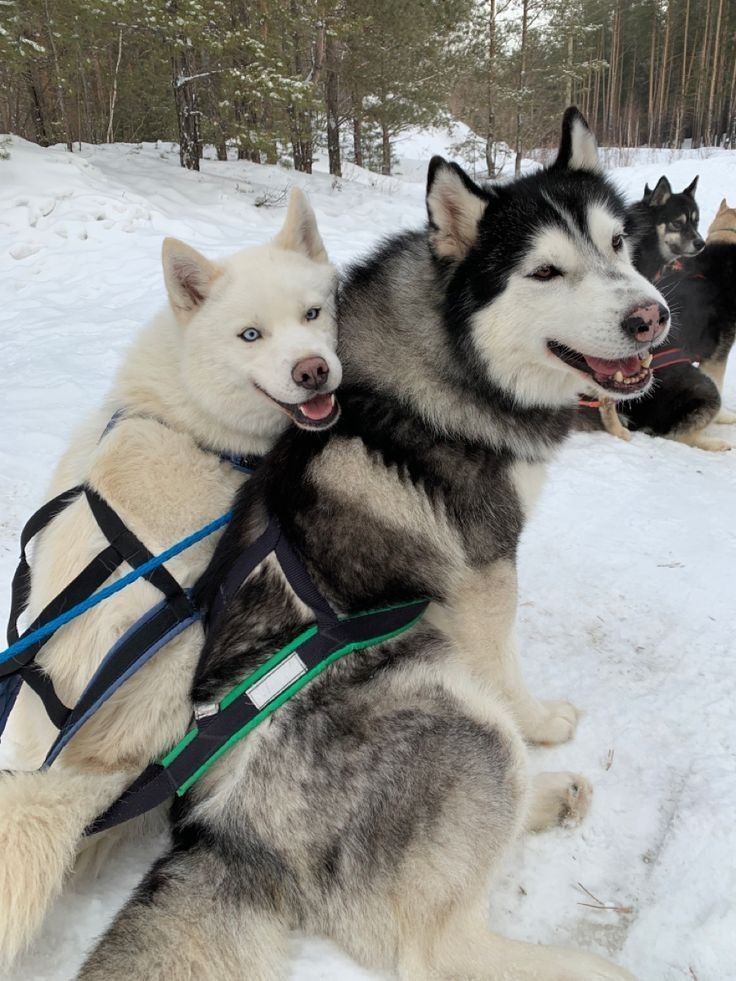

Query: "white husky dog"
<box><xmin>0</xmin><ymin>188</ymin><xmax>341</xmax><ymax>967</ymax></box>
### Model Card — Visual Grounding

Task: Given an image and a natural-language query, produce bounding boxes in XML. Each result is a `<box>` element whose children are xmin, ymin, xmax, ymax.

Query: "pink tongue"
<box><xmin>583</xmin><ymin>354</ymin><xmax>641</xmax><ymax>377</ymax></box>
<box><xmin>299</xmin><ymin>393</ymin><xmax>334</xmax><ymax>421</ymax></box>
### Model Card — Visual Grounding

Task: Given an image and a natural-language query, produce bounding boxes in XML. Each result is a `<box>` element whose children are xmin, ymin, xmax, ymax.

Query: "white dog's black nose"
<box><xmin>621</xmin><ymin>302</ymin><xmax>669</xmax><ymax>344</ymax></box>
<box><xmin>292</xmin><ymin>357</ymin><xmax>329</xmax><ymax>391</ymax></box>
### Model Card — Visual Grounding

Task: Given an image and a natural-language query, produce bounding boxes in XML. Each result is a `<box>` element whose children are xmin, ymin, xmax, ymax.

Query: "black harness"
<box><xmin>0</xmin><ymin>485</ymin><xmax>203</xmax><ymax>761</ymax></box>
<box><xmin>0</xmin><ymin>413</ymin><xmax>261</xmax><ymax>765</ymax></box>
<box><xmin>1</xmin><ymin>423</ymin><xmax>427</xmax><ymax>836</ymax></box>
<box><xmin>88</xmin><ymin>517</ymin><xmax>428</xmax><ymax>835</ymax></box>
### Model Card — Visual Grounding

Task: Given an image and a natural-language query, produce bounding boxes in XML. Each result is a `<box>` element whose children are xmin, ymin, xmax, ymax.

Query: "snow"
<box><xmin>1</xmin><ymin>131</ymin><xmax>735</xmax><ymax>981</ymax></box>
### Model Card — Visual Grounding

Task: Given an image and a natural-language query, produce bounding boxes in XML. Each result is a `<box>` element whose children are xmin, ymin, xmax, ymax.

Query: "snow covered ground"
<box><xmin>1</xmin><ymin>131</ymin><xmax>735</xmax><ymax>981</ymax></box>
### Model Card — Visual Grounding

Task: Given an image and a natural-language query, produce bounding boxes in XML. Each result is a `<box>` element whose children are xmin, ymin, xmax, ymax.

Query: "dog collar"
<box><xmin>101</xmin><ymin>410</ymin><xmax>262</xmax><ymax>474</ymax></box>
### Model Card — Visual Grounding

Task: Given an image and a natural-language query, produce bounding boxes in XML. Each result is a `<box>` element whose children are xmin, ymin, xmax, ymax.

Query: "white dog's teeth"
<box><xmin>614</xmin><ymin>371</ymin><xmax>624</xmax><ymax>383</ymax></box>
<box><xmin>641</xmin><ymin>353</ymin><xmax>653</xmax><ymax>368</ymax></box>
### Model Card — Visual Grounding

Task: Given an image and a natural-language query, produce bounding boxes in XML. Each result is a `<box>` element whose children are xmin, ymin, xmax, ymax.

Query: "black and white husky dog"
<box><xmin>629</xmin><ymin>174</ymin><xmax>705</xmax><ymax>280</ymax></box>
<box><xmin>78</xmin><ymin>110</ymin><xmax>667</xmax><ymax>981</ymax></box>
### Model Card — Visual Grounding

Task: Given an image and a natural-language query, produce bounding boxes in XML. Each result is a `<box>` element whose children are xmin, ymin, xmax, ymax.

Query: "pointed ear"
<box><xmin>551</xmin><ymin>107</ymin><xmax>600</xmax><ymax>173</ymax></box>
<box><xmin>683</xmin><ymin>175</ymin><xmax>699</xmax><ymax>197</ymax></box>
<box><xmin>162</xmin><ymin>239</ymin><xmax>222</xmax><ymax>323</ymax></box>
<box><xmin>273</xmin><ymin>188</ymin><xmax>329</xmax><ymax>263</ymax></box>
<box><xmin>643</xmin><ymin>183</ymin><xmax>653</xmax><ymax>200</ymax></box>
<box><xmin>649</xmin><ymin>176</ymin><xmax>672</xmax><ymax>207</ymax></box>
<box><xmin>719</xmin><ymin>198</ymin><xmax>729</xmax><ymax>212</ymax></box>
<box><xmin>426</xmin><ymin>156</ymin><xmax>488</xmax><ymax>261</ymax></box>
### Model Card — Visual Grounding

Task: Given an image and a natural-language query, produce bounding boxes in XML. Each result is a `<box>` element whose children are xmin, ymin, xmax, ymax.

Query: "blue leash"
<box><xmin>0</xmin><ymin>510</ymin><xmax>232</xmax><ymax>667</ymax></box>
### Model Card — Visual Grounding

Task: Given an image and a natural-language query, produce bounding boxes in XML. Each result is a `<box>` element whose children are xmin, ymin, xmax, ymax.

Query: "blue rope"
<box><xmin>0</xmin><ymin>511</ymin><xmax>232</xmax><ymax>667</ymax></box>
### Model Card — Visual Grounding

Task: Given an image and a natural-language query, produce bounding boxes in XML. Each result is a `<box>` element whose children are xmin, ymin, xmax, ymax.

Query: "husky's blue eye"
<box><xmin>305</xmin><ymin>307</ymin><xmax>320</xmax><ymax>321</ymax></box>
<box><xmin>241</xmin><ymin>328</ymin><xmax>261</xmax><ymax>342</ymax></box>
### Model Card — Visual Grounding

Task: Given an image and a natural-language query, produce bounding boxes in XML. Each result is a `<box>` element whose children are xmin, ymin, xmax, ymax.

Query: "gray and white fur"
<box><xmin>77</xmin><ymin>109</ymin><xmax>664</xmax><ymax>981</ymax></box>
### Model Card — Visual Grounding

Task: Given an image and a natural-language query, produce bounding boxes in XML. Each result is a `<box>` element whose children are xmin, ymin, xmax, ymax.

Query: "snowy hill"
<box><xmin>1</xmin><ymin>133</ymin><xmax>736</xmax><ymax>981</ymax></box>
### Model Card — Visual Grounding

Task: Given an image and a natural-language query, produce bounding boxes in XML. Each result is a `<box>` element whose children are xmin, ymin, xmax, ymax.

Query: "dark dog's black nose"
<box><xmin>693</xmin><ymin>237</ymin><xmax>705</xmax><ymax>252</ymax></box>
<box><xmin>621</xmin><ymin>302</ymin><xmax>669</xmax><ymax>344</ymax></box>
<box><xmin>292</xmin><ymin>357</ymin><xmax>329</xmax><ymax>391</ymax></box>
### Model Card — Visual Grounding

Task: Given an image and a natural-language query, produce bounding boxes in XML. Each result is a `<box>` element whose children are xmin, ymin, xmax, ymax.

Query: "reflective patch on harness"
<box><xmin>246</xmin><ymin>651</ymin><xmax>307</xmax><ymax>709</ymax></box>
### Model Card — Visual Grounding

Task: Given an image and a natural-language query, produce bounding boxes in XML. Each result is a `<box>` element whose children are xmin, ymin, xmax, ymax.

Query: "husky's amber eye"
<box><xmin>612</xmin><ymin>233</ymin><xmax>624</xmax><ymax>252</ymax></box>
<box><xmin>530</xmin><ymin>265</ymin><xmax>562</xmax><ymax>281</ymax></box>
<box><xmin>305</xmin><ymin>307</ymin><xmax>320</xmax><ymax>321</ymax></box>
<box><xmin>240</xmin><ymin>327</ymin><xmax>261</xmax><ymax>342</ymax></box>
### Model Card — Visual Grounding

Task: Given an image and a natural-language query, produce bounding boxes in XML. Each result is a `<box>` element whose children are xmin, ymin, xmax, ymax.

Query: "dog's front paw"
<box><xmin>715</xmin><ymin>408</ymin><xmax>736</xmax><ymax>425</ymax></box>
<box><xmin>523</xmin><ymin>699</ymin><xmax>579</xmax><ymax>745</ymax></box>
<box><xmin>699</xmin><ymin>436</ymin><xmax>732</xmax><ymax>451</ymax></box>
<box><xmin>527</xmin><ymin>772</ymin><xmax>593</xmax><ymax>832</ymax></box>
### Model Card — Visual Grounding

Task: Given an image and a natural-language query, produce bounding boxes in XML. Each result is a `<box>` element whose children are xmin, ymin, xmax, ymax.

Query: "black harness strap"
<box><xmin>7</xmin><ymin>484</ymin><xmax>84</xmax><ymax>644</ymax></box>
<box><xmin>87</xmin><ymin>599</ymin><xmax>428</xmax><ymax>837</ymax></box>
<box><xmin>43</xmin><ymin>593</ymin><xmax>199</xmax><ymax>767</ymax></box>
<box><xmin>19</xmin><ymin>663</ymin><xmax>70</xmax><ymax>728</ymax></box>
<box><xmin>87</xmin><ymin>516</ymin><xmax>429</xmax><ymax>836</ymax></box>
<box><xmin>84</xmin><ymin>488</ymin><xmax>186</xmax><ymax>600</ymax></box>
<box><xmin>1</xmin><ymin>412</ymin><xmax>262</xmax><ymax>762</ymax></box>
<box><xmin>275</xmin><ymin>534</ymin><xmax>340</xmax><ymax>632</ymax></box>
<box><xmin>204</xmin><ymin>519</ymin><xmax>282</xmax><ymax>633</ymax></box>
<box><xmin>3</xmin><ymin>542</ymin><xmax>123</xmax><ymax>675</ymax></box>
<box><xmin>7</xmin><ymin>486</ymin><xmax>85</xmax><ymax>646</ymax></box>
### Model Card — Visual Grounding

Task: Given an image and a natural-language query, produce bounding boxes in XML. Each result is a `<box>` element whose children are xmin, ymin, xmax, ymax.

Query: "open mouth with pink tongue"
<box><xmin>255</xmin><ymin>385</ymin><xmax>340</xmax><ymax>430</ymax></box>
<box><xmin>547</xmin><ymin>341</ymin><xmax>654</xmax><ymax>396</ymax></box>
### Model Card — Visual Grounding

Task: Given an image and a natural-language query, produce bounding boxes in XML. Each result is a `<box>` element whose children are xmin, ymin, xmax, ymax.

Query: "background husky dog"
<box><xmin>628</xmin><ymin>174</ymin><xmax>705</xmax><ymax>280</ymax></box>
<box><xmin>77</xmin><ymin>109</ymin><xmax>662</xmax><ymax>981</ymax></box>
<box><xmin>587</xmin><ymin>199</ymin><xmax>736</xmax><ymax>451</ymax></box>
<box><xmin>0</xmin><ymin>189</ymin><xmax>341</xmax><ymax>968</ymax></box>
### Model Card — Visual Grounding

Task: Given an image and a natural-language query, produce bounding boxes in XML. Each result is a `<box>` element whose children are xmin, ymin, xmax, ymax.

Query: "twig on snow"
<box><xmin>576</xmin><ymin>882</ymin><xmax>633</xmax><ymax>914</ymax></box>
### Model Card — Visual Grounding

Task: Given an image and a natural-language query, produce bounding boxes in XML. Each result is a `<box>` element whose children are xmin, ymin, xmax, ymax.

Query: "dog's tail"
<box><xmin>78</xmin><ymin>840</ymin><xmax>290</xmax><ymax>981</ymax></box>
<box><xmin>0</xmin><ymin>767</ymin><xmax>129</xmax><ymax>969</ymax></box>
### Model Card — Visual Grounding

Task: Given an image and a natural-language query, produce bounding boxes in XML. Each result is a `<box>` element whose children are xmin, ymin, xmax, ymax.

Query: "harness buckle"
<box><xmin>194</xmin><ymin>702</ymin><xmax>219</xmax><ymax>723</ymax></box>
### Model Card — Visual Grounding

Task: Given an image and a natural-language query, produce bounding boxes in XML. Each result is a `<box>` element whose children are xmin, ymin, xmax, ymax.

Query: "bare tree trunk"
<box><xmin>106</xmin><ymin>29</ymin><xmax>123</xmax><ymax>143</ymax></box>
<box><xmin>43</xmin><ymin>0</ymin><xmax>72</xmax><ymax>150</ymax></box>
<box><xmin>727</xmin><ymin>50</ymin><xmax>736</xmax><ymax>147</ymax></box>
<box><xmin>287</xmin><ymin>7</ymin><xmax>324</xmax><ymax>173</ymax></box>
<box><xmin>352</xmin><ymin>114</ymin><xmax>363</xmax><ymax>166</ymax></box>
<box><xmin>325</xmin><ymin>35</ymin><xmax>342</xmax><ymax>177</ymax></box>
<box><xmin>655</xmin><ymin>0</ymin><xmax>672</xmax><ymax>144</ymax></box>
<box><xmin>381</xmin><ymin>119</ymin><xmax>391</xmax><ymax>175</ymax></box>
<box><xmin>607</xmin><ymin>0</ymin><xmax>622</xmax><ymax>143</ymax></box>
<box><xmin>485</xmin><ymin>0</ymin><xmax>497</xmax><ymax>176</ymax></box>
<box><xmin>705</xmin><ymin>0</ymin><xmax>724</xmax><ymax>144</ymax></box>
<box><xmin>693</xmin><ymin>0</ymin><xmax>713</xmax><ymax>146</ymax></box>
<box><xmin>514</xmin><ymin>0</ymin><xmax>529</xmax><ymax>176</ymax></box>
<box><xmin>565</xmin><ymin>32</ymin><xmax>573</xmax><ymax>106</ymax></box>
<box><xmin>592</xmin><ymin>27</ymin><xmax>603</xmax><ymax>131</ymax></box>
<box><xmin>674</xmin><ymin>0</ymin><xmax>691</xmax><ymax>147</ymax></box>
<box><xmin>647</xmin><ymin>2</ymin><xmax>657</xmax><ymax>145</ymax></box>
<box><xmin>173</xmin><ymin>49</ymin><xmax>202</xmax><ymax>171</ymax></box>
<box><xmin>24</xmin><ymin>68</ymin><xmax>50</xmax><ymax>146</ymax></box>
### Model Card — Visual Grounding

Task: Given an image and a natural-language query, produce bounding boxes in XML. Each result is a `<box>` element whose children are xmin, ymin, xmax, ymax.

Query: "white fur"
<box><xmin>0</xmin><ymin>189</ymin><xmax>340</xmax><ymax>967</ymax></box>
<box><xmin>427</xmin><ymin>162</ymin><xmax>487</xmax><ymax>260</ymax></box>
<box><xmin>473</xmin><ymin>202</ymin><xmax>669</xmax><ymax>407</ymax></box>
<box><xmin>568</xmin><ymin>115</ymin><xmax>602</xmax><ymax>173</ymax></box>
